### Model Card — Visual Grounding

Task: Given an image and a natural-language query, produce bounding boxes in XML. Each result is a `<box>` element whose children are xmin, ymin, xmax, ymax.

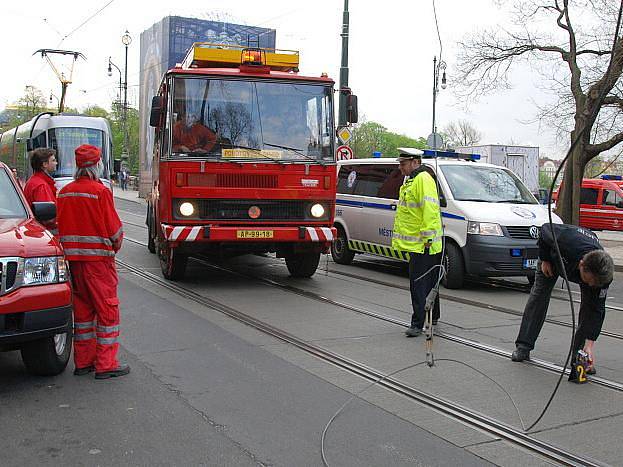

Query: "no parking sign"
<box><xmin>336</xmin><ymin>145</ymin><xmax>354</xmax><ymax>161</ymax></box>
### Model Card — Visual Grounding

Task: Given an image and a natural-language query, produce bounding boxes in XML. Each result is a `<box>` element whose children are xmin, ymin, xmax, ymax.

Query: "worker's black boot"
<box><xmin>511</xmin><ymin>347</ymin><xmax>530</xmax><ymax>362</ymax></box>
<box><xmin>95</xmin><ymin>363</ymin><xmax>130</xmax><ymax>380</ymax></box>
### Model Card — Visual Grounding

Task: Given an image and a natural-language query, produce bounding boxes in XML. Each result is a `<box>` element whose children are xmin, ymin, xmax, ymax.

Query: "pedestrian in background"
<box><xmin>392</xmin><ymin>148</ymin><xmax>443</xmax><ymax>337</ymax></box>
<box><xmin>23</xmin><ymin>147</ymin><xmax>58</xmax><ymax>234</ymax></box>
<box><xmin>57</xmin><ymin>144</ymin><xmax>130</xmax><ymax>379</ymax></box>
<box><xmin>511</xmin><ymin>223</ymin><xmax>613</xmax><ymax>380</ymax></box>
<box><xmin>120</xmin><ymin>167</ymin><xmax>129</xmax><ymax>191</ymax></box>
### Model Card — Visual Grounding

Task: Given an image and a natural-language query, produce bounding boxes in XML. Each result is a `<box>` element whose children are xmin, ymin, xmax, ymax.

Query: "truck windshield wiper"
<box><xmin>263</xmin><ymin>141</ymin><xmax>325</xmax><ymax>166</ymax></box>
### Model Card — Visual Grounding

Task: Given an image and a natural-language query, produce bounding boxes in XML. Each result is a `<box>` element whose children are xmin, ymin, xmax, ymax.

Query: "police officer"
<box><xmin>57</xmin><ymin>144</ymin><xmax>130</xmax><ymax>379</ymax></box>
<box><xmin>511</xmin><ymin>223</ymin><xmax>613</xmax><ymax>378</ymax></box>
<box><xmin>392</xmin><ymin>148</ymin><xmax>443</xmax><ymax>337</ymax></box>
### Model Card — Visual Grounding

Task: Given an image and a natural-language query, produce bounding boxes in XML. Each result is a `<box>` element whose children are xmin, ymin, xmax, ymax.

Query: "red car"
<box><xmin>0</xmin><ymin>162</ymin><xmax>72</xmax><ymax>375</ymax></box>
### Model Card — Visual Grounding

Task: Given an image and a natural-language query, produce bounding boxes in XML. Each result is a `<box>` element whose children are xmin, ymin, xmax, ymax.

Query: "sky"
<box><xmin>0</xmin><ymin>0</ymin><xmax>565</xmax><ymax>158</ymax></box>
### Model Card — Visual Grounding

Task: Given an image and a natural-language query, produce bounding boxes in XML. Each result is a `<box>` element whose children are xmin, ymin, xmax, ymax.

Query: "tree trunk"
<box><xmin>555</xmin><ymin>130</ymin><xmax>587</xmax><ymax>225</ymax></box>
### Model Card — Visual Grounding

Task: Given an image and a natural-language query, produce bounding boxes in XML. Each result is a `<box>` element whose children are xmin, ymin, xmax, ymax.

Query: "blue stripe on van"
<box><xmin>337</xmin><ymin>197</ymin><xmax>466</xmax><ymax>220</ymax></box>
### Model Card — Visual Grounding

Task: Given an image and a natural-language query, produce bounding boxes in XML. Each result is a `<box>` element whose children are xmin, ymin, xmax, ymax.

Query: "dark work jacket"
<box><xmin>538</xmin><ymin>223</ymin><xmax>609</xmax><ymax>317</ymax></box>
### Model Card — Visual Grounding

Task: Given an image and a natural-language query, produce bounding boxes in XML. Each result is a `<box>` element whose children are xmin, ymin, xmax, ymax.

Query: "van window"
<box><xmin>603</xmin><ymin>189</ymin><xmax>621</xmax><ymax>206</ymax></box>
<box><xmin>337</xmin><ymin>165</ymin><xmax>359</xmax><ymax>195</ymax></box>
<box><xmin>580</xmin><ymin>187</ymin><xmax>599</xmax><ymax>205</ymax></box>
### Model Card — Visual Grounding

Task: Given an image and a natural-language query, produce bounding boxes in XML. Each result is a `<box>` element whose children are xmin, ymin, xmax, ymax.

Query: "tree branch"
<box><xmin>587</xmin><ymin>130</ymin><xmax>623</xmax><ymax>156</ymax></box>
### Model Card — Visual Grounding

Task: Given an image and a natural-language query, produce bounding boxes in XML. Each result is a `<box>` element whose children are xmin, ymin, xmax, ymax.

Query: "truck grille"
<box><xmin>187</xmin><ymin>173</ymin><xmax>278</xmax><ymax>188</ymax></box>
<box><xmin>505</xmin><ymin>226</ymin><xmax>540</xmax><ymax>239</ymax></box>
<box><xmin>200</xmin><ymin>199</ymin><xmax>310</xmax><ymax>221</ymax></box>
<box><xmin>0</xmin><ymin>258</ymin><xmax>20</xmax><ymax>296</ymax></box>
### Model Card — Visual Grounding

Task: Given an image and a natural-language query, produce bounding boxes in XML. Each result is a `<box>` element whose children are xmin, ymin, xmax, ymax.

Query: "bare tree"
<box><xmin>18</xmin><ymin>86</ymin><xmax>47</xmax><ymax>120</ymax></box>
<box><xmin>443</xmin><ymin>119</ymin><xmax>482</xmax><ymax>147</ymax></box>
<box><xmin>455</xmin><ymin>0</ymin><xmax>623</xmax><ymax>223</ymax></box>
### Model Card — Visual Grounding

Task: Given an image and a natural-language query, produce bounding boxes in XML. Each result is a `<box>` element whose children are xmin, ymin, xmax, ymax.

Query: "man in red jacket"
<box><xmin>57</xmin><ymin>144</ymin><xmax>129</xmax><ymax>379</ymax></box>
<box><xmin>23</xmin><ymin>148</ymin><xmax>58</xmax><ymax>234</ymax></box>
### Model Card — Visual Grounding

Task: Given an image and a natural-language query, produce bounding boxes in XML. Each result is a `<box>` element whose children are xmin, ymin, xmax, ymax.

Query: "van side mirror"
<box><xmin>347</xmin><ymin>94</ymin><xmax>358</xmax><ymax>124</ymax></box>
<box><xmin>617</xmin><ymin>200</ymin><xmax>623</xmax><ymax>209</ymax></box>
<box><xmin>150</xmin><ymin>96</ymin><xmax>164</xmax><ymax>127</ymax></box>
<box><xmin>32</xmin><ymin>202</ymin><xmax>56</xmax><ymax>222</ymax></box>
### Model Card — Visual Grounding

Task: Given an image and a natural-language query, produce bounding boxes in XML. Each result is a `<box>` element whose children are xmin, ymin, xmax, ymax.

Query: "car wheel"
<box><xmin>285</xmin><ymin>251</ymin><xmax>321</xmax><ymax>278</ymax></box>
<box><xmin>20</xmin><ymin>330</ymin><xmax>72</xmax><ymax>376</ymax></box>
<box><xmin>442</xmin><ymin>242</ymin><xmax>465</xmax><ymax>289</ymax></box>
<box><xmin>331</xmin><ymin>227</ymin><xmax>355</xmax><ymax>265</ymax></box>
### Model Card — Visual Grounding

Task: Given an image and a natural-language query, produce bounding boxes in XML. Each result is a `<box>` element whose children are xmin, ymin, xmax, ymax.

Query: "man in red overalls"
<box><xmin>23</xmin><ymin>147</ymin><xmax>58</xmax><ymax>234</ymax></box>
<box><xmin>172</xmin><ymin>112</ymin><xmax>217</xmax><ymax>153</ymax></box>
<box><xmin>57</xmin><ymin>144</ymin><xmax>129</xmax><ymax>379</ymax></box>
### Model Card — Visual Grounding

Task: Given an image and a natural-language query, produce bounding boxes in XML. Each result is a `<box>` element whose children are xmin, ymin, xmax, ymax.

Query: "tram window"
<box><xmin>580</xmin><ymin>187</ymin><xmax>599</xmax><ymax>205</ymax></box>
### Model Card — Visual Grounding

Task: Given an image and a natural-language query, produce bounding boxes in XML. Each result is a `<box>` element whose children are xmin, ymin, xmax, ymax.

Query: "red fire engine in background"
<box><xmin>146</xmin><ymin>43</ymin><xmax>357</xmax><ymax>280</ymax></box>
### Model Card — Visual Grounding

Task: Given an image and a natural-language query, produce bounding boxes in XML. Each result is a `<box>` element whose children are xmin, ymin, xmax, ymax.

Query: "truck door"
<box><xmin>601</xmin><ymin>188</ymin><xmax>623</xmax><ymax>231</ymax></box>
<box><xmin>579</xmin><ymin>186</ymin><xmax>600</xmax><ymax>230</ymax></box>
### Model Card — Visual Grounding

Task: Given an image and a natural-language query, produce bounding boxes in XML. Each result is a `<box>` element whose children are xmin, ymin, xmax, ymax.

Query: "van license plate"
<box><xmin>236</xmin><ymin>230</ymin><xmax>274</xmax><ymax>239</ymax></box>
<box><xmin>523</xmin><ymin>259</ymin><xmax>537</xmax><ymax>269</ymax></box>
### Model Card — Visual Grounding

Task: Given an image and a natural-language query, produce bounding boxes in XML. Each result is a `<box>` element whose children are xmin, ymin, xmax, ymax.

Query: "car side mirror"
<box><xmin>32</xmin><ymin>202</ymin><xmax>56</xmax><ymax>222</ymax></box>
<box><xmin>347</xmin><ymin>94</ymin><xmax>358</xmax><ymax>124</ymax></box>
<box><xmin>149</xmin><ymin>96</ymin><xmax>164</xmax><ymax>127</ymax></box>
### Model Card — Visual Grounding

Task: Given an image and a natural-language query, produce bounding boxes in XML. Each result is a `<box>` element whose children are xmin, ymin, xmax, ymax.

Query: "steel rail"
<box><xmin>116</xmin><ymin>256</ymin><xmax>601</xmax><ymax>467</ymax></box>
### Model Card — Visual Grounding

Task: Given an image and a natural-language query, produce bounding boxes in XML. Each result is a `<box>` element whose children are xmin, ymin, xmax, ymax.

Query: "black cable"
<box><xmin>526</xmin><ymin>0</ymin><xmax>623</xmax><ymax>431</ymax></box>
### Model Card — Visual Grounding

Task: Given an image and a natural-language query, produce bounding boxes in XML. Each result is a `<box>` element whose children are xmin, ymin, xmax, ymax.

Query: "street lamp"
<box><xmin>430</xmin><ymin>56</ymin><xmax>447</xmax><ymax>151</ymax></box>
<box><xmin>121</xmin><ymin>30</ymin><xmax>132</xmax><ymax>162</ymax></box>
<box><xmin>107</xmin><ymin>57</ymin><xmax>122</xmax><ymax>105</ymax></box>
<box><xmin>49</xmin><ymin>91</ymin><xmax>60</xmax><ymax>112</ymax></box>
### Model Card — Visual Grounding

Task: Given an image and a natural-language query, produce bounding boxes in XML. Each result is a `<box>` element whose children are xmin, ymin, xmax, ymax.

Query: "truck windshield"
<box><xmin>441</xmin><ymin>164</ymin><xmax>537</xmax><ymax>204</ymax></box>
<box><xmin>170</xmin><ymin>77</ymin><xmax>334</xmax><ymax>162</ymax></box>
<box><xmin>0</xmin><ymin>169</ymin><xmax>27</xmax><ymax>219</ymax></box>
<box><xmin>48</xmin><ymin>128</ymin><xmax>109</xmax><ymax>178</ymax></box>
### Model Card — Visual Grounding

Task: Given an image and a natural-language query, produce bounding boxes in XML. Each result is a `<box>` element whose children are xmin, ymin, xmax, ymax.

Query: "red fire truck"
<box><xmin>146</xmin><ymin>43</ymin><xmax>357</xmax><ymax>280</ymax></box>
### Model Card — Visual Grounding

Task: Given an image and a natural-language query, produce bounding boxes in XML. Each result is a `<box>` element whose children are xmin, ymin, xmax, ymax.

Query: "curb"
<box><xmin>114</xmin><ymin>192</ymin><xmax>146</xmax><ymax>206</ymax></box>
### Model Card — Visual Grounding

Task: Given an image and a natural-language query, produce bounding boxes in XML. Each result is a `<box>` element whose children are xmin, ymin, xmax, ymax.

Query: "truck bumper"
<box><xmin>462</xmin><ymin>234</ymin><xmax>538</xmax><ymax>277</ymax></box>
<box><xmin>0</xmin><ymin>305</ymin><xmax>72</xmax><ymax>347</ymax></box>
<box><xmin>161</xmin><ymin>224</ymin><xmax>335</xmax><ymax>245</ymax></box>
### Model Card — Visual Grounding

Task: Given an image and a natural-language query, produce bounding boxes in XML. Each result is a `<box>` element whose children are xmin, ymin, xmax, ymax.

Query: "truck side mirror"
<box><xmin>347</xmin><ymin>94</ymin><xmax>358</xmax><ymax>124</ymax></box>
<box><xmin>32</xmin><ymin>202</ymin><xmax>56</xmax><ymax>222</ymax></box>
<box><xmin>149</xmin><ymin>96</ymin><xmax>164</xmax><ymax>127</ymax></box>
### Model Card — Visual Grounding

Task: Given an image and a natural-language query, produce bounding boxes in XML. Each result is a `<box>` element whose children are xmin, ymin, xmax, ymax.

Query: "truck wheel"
<box><xmin>286</xmin><ymin>251</ymin><xmax>321</xmax><ymax>278</ymax></box>
<box><xmin>331</xmin><ymin>227</ymin><xmax>355</xmax><ymax>265</ymax></box>
<box><xmin>442</xmin><ymin>242</ymin><xmax>464</xmax><ymax>289</ymax></box>
<box><xmin>160</xmin><ymin>244</ymin><xmax>187</xmax><ymax>281</ymax></box>
<box><xmin>20</xmin><ymin>330</ymin><xmax>72</xmax><ymax>376</ymax></box>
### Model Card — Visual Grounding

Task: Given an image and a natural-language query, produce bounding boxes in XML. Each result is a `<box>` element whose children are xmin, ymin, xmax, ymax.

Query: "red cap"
<box><xmin>75</xmin><ymin>144</ymin><xmax>101</xmax><ymax>168</ymax></box>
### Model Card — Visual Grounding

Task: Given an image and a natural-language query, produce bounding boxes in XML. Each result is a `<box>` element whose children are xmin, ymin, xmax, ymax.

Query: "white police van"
<box><xmin>331</xmin><ymin>150</ymin><xmax>562</xmax><ymax>288</ymax></box>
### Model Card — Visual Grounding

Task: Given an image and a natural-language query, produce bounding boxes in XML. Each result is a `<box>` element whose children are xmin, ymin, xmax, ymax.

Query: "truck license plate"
<box><xmin>523</xmin><ymin>259</ymin><xmax>537</xmax><ymax>269</ymax></box>
<box><xmin>236</xmin><ymin>230</ymin><xmax>274</xmax><ymax>239</ymax></box>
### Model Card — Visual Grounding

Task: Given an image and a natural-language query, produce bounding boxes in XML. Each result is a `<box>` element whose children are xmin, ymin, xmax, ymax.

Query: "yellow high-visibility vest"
<box><xmin>392</xmin><ymin>170</ymin><xmax>442</xmax><ymax>254</ymax></box>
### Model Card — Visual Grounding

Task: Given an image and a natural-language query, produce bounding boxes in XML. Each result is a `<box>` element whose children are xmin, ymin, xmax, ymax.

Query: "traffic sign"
<box><xmin>336</xmin><ymin>145</ymin><xmax>354</xmax><ymax>160</ymax></box>
<box><xmin>337</xmin><ymin>127</ymin><xmax>352</xmax><ymax>145</ymax></box>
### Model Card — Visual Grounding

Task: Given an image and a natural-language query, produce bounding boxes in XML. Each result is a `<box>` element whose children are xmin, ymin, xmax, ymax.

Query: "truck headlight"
<box><xmin>179</xmin><ymin>202</ymin><xmax>195</xmax><ymax>217</ymax></box>
<box><xmin>467</xmin><ymin>221</ymin><xmax>503</xmax><ymax>236</ymax></box>
<box><xmin>22</xmin><ymin>256</ymin><xmax>67</xmax><ymax>286</ymax></box>
<box><xmin>310</xmin><ymin>203</ymin><xmax>325</xmax><ymax>218</ymax></box>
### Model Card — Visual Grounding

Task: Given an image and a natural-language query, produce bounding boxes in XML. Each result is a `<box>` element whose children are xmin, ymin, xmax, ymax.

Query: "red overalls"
<box><xmin>57</xmin><ymin>177</ymin><xmax>124</xmax><ymax>372</ymax></box>
<box><xmin>23</xmin><ymin>171</ymin><xmax>58</xmax><ymax>234</ymax></box>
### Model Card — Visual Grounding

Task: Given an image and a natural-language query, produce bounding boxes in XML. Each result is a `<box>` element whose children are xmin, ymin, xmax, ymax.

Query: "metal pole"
<box><xmin>123</xmin><ymin>42</ymin><xmax>129</xmax><ymax>160</ymax></box>
<box><xmin>432</xmin><ymin>56</ymin><xmax>437</xmax><ymax>150</ymax></box>
<box><xmin>338</xmin><ymin>0</ymin><xmax>349</xmax><ymax>127</ymax></box>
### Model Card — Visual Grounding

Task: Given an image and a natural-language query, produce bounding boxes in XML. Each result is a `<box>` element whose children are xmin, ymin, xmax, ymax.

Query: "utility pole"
<box><xmin>338</xmin><ymin>0</ymin><xmax>349</xmax><ymax>127</ymax></box>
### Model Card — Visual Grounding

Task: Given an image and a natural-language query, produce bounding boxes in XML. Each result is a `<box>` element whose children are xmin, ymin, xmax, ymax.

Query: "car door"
<box><xmin>579</xmin><ymin>186</ymin><xmax>600</xmax><ymax>230</ymax></box>
<box><xmin>601</xmin><ymin>188</ymin><xmax>623</xmax><ymax>231</ymax></box>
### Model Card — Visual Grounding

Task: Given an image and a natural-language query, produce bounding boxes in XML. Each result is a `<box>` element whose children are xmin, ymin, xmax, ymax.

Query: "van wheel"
<box><xmin>286</xmin><ymin>251</ymin><xmax>320</xmax><ymax>278</ymax></box>
<box><xmin>331</xmin><ymin>227</ymin><xmax>355</xmax><ymax>265</ymax></box>
<box><xmin>21</xmin><ymin>330</ymin><xmax>72</xmax><ymax>376</ymax></box>
<box><xmin>160</xmin><ymin>244</ymin><xmax>187</xmax><ymax>281</ymax></box>
<box><xmin>442</xmin><ymin>242</ymin><xmax>464</xmax><ymax>289</ymax></box>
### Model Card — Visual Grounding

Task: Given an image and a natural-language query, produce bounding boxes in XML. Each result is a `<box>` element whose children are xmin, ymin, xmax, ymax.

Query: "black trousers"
<box><xmin>408</xmin><ymin>251</ymin><xmax>441</xmax><ymax>329</ymax></box>
<box><xmin>515</xmin><ymin>262</ymin><xmax>606</xmax><ymax>352</ymax></box>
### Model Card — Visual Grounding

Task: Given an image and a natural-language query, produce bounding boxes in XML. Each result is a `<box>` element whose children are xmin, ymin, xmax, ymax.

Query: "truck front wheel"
<box><xmin>160</xmin><ymin>244</ymin><xmax>187</xmax><ymax>281</ymax></box>
<box><xmin>285</xmin><ymin>251</ymin><xmax>321</xmax><ymax>278</ymax></box>
<box><xmin>21</xmin><ymin>330</ymin><xmax>72</xmax><ymax>376</ymax></box>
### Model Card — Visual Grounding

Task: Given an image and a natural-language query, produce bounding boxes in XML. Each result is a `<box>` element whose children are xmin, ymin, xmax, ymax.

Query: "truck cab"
<box><xmin>0</xmin><ymin>162</ymin><xmax>72</xmax><ymax>376</ymax></box>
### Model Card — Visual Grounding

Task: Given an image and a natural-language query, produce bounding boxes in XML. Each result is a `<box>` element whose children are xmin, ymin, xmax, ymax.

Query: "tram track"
<box><xmin>115</xmin><ymin>253</ymin><xmax>602</xmax><ymax>467</ymax></box>
<box><xmin>120</xmin><ymin>232</ymin><xmax>623</xmax><ymax>392</ymax></box>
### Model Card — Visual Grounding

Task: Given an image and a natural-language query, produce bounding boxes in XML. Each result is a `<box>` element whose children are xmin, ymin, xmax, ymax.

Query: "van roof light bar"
<box><xmin>422</xmin><ymin>149</ymin><xmax>481</xmax><ymax>161</ymax></box>
<box><xmin>601</xmin><ymin>174</ymin><xmax>622</xmax><ymax>180</ymax></box>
